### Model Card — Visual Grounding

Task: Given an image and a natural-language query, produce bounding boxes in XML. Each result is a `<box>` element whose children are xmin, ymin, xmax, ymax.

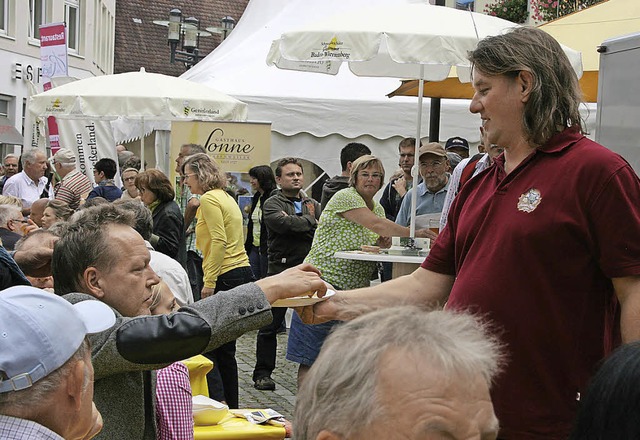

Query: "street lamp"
<box><xmin>154</xmin><ymin>9</ymin><xmax>225</xmax><ymax>69</ymax></box>
<box><xmin>205</xmin><ymin>16</ymin><xmax>237</xmax><ymax>41</ymax></box>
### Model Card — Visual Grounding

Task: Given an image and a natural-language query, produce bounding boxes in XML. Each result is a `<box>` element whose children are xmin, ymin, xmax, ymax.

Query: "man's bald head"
<box><xmin>29</xmin><ymin>199</ymin><xmax>49</xmax><ymax>227</ymax></box>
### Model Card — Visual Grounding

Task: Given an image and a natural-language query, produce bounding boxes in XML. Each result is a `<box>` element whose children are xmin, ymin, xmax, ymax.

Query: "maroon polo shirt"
<box><xmin>423</xmin><ymin>127</ymin><xmax>640</xmax><ymax>439</ymax></box>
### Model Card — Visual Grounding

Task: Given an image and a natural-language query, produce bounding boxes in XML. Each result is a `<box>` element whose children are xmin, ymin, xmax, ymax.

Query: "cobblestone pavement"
<box><xmin>236</xmin><ymin>328</ymin><xmax>298</xmax><ymax>421</ymax></box>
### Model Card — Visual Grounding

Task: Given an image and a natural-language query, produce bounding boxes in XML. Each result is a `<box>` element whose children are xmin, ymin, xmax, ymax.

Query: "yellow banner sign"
<box><xmin>170</xmin><ymin>120</ymin><xmax>271</xmax><ymax>174</ymax></box>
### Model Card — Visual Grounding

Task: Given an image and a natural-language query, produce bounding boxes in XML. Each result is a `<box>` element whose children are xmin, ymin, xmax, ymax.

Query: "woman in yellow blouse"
<box><xmin>182</xmin><ymin>153</ymin><xmax>253</xmax><ymax>409</ymax></box>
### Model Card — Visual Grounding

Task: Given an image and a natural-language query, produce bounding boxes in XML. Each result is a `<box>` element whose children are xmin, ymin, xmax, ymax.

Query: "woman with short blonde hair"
<box><xmin>348</xmin><ymin>155</ymin><xmax>386</xmax><ymax>190</ymax></box>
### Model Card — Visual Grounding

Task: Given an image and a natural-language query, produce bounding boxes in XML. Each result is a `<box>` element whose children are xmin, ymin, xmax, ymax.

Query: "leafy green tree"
<box><xmin>484</xmin><ymin>0</ymin><xmax>528</xmax><ymax>23</ymax></box>
<box><xmin>483</xmin><ymin>0</ymin><xmax>606</xmax><ymax>24</ymax></box>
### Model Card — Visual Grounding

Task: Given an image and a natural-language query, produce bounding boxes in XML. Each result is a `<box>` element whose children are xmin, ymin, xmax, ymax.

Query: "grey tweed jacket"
<box><xmin>65</xmin><ymin>282</ymin><xmax>272</xmax><ymax>440</ymax></box>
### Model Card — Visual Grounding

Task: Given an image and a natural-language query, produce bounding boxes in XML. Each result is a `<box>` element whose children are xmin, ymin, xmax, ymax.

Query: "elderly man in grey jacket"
<box><xmin>52</xmin><ymin>204</ymin><xmax>325</xmax><ymax>440</ymax></box>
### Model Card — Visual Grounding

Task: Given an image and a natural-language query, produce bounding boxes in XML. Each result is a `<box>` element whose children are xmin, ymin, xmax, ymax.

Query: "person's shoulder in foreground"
<box><xmin>0</xmin><ymin>286</ymin><xmax>115</xmax><ymax>440</ymax></box>
<box><xmin>294</xmin><ymin>305</ymin><xmax>504</xmax><ymax>440</ymax></box>
<box><xmin>570</xmin><ymin>340</ymin><xmax>640</xmax><ymax>440</ymax></box>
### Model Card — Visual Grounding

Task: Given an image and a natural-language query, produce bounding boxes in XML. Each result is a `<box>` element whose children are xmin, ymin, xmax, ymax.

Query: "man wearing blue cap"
<box><xmin>0</xmin><ymin>286</ymin><xmax>116</xmax><ymax>440</ymax></box>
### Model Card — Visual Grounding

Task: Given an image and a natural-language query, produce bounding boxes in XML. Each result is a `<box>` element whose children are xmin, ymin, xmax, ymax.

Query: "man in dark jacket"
<box><xmin>0</xmin><ymin>205</ymin><xmax>27</xmax><ymax>251</ymax></box>
<box><xmin>87</xmin><ymin>158</ymin><xmax>122</xmax><ymax>202</ymax></box>
<box><xmin>253</xmin><ymin>157</ymin><xmax>321</xmax><ymax>391</ymax></box>
<box><xmin>320</xmin><ymin>142</ymin><xmax>370</xmax><ymax>210</ymax></box>
<box><xmin>380</xmin><ymin>137</ymin><xmax>419</xmax><ymax>221</ymax></box>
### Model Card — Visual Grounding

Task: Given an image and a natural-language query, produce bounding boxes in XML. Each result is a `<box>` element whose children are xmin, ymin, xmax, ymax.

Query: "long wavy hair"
<box><xmin>468</xmin><ymin>26</ymin><xmax>584</xmax><ymax>147</ymax></box>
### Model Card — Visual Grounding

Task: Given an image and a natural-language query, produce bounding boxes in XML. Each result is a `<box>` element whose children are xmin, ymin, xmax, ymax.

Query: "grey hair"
<box><xmin>0</xmin><ymin>204</ymin><xmax>22</xmax><ymax>225</ymax></box>
<box><xmin>14</xmin><ymin>228</ymin><xmax>60</xmax><ymax>251</ymax></box>
<box><xmin>469</xmin><ymin>26</ymin><xmax>583</xmax><ymax>147</ymax></box>
<box><xmin>117</xmin><ymin>150</ymin><xmax>135</xmax><ymax>168</ymax></box>
<box><xmin>181</xmin><ymin>143</ymin><xmax>206</xmax><ymax>155</ymax></box>
<box><xmin>113</xmin><ymin>199</ymin><xmax>153</xmax><ymax>240</ymax></box>
<box><xmin>52</xmin><ymin>204</ymin><xmax>136</xmax><ymax>295</ymax></box>
<box><xmin>0</xmin><ymin>338</ymin><xmax>90</xmax><ymax>414</ymax></box>
<box><xmin>294</xmin><ymin>306</ymin><xmax>504</xmax><ymax>440</ymax></box>
<box><xmin>3</xmin><ymin>154</ymin><xmax>18</xmax><ymax>163</ymax></box>
<box><xmin>21</xmin><ymin>148</ymin><xmax>44</xmax><ymax>167</ymax></box>
<box><xmin>46</xmin><ymin>221</ymin><xmax>69</xmax><ymax>237</ymax></box>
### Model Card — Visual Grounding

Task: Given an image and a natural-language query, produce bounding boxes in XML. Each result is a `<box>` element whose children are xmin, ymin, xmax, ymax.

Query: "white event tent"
<box><xmin>182</xmin><ymin>0</ymin><xmax>486</xmax><ymax>180</ymax></box>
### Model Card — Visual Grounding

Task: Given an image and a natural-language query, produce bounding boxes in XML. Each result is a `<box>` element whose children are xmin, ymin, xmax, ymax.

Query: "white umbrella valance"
<box><xmin>29</xmin><ymin>67</ymin><xmax>248</xmax><ymax>121</ymax></box>
<box><xmin>268</xmin><ymin>3</ymin><xmax>583</xmax><ymax>82</ymax></box>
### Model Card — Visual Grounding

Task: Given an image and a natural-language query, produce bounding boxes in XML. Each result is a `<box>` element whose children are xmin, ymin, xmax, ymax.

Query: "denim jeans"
<box><xmin>248</xmin><ymin>245</ymin><xmax>268</xmax><ymax>280</ymax></box>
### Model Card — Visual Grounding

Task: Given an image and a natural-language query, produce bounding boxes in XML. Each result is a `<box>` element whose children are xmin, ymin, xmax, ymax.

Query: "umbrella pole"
<box><xmin>140</xmin><ymin>117</ymin><xmax>145</xmax><ymax>170</ymax></box>
<box><xmin>409</xmin><ymin>69</ymin><xmax>425</xmax><ymax>240</ymax></box>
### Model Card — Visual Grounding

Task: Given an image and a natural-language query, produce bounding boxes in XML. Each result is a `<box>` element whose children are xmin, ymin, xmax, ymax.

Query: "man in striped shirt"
<box><xmin>52</xmin><ymin>148</ymin><xmax>93</xmax><ymax>210</ymax></box>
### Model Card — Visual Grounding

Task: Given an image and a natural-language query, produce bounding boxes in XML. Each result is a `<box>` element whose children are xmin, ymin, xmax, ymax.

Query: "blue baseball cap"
<box><xmin>0</xmin><ymin>286</ymin><xmax>116</xmax><ymax>393</ymax></box>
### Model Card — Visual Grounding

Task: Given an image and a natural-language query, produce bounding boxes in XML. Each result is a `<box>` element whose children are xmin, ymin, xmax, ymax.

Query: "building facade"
<box><xmin>0</xmin><ymin>0</ymin><xmax>115</xmax><ymax>157</ymax></box>
<box><xmin>114</xmin><ymin>0</ymin><xmax>249</xmax><ymax>76</ymax></box>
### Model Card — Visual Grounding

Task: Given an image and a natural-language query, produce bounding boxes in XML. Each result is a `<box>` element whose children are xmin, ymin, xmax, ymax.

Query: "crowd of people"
<box><xmin>1</xmin><ymin>26</ymin><xmax>640</xmax><ymax>440</ymax></box>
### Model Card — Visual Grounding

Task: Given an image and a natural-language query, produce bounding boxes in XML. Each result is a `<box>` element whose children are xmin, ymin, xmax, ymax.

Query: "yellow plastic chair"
<box><xmin>183</xmin><ymin>355</ymin><xmax>286</xmax><ymax>440</ymax></box>
<box><xmin>183</xmin><ymin>355</ymin><xmax>213</xmax><ymax>397</ymax></box>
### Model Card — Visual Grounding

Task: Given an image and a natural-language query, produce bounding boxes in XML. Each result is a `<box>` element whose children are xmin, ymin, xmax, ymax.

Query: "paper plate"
<box><xmin>272</xmin><ymin>289</ymin><xmax>335</xmax><ymax>308</ymax></box>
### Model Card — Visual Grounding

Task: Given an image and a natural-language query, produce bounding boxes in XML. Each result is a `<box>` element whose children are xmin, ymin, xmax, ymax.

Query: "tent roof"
<box><xmin>181</xmin><ymin>0</ymin><xmax>484</xmax><ymax>142</ymax></box>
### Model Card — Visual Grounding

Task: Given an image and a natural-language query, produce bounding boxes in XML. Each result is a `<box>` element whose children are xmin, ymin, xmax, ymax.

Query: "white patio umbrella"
<box><xmin>29</xmin><ymin>67</ymin><xmax>248</xmax><ymax>166</ymax></box>
<box><xmin>267</xmin><ymin>2</ymin><xmax>583</xmax><ymax>237</ymax></box>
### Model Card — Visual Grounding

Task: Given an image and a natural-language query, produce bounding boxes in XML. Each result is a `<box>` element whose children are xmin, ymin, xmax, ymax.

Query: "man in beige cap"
<box><xmin>394</xmin><ymin>142</ymin><xmax>450</xmax><ymax>228</ymax></box>
<box><xmin>53</xmin><ymin>148</ymin><xmax>93</xmax><ymax>210</ymax></box>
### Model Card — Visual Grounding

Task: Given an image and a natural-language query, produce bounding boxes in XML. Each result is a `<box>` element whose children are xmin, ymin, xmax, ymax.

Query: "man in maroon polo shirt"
<box><xmin>302</xmin><ymin>27</ymin><xmax>640</xmax><ymax>440</ymax></box>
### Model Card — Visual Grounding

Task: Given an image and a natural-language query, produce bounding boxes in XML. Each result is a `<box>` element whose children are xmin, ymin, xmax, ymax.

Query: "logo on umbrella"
<box><xmin>311</xmin><ymin>37</ymin><xmax>350</xmax><ymax>59</ymax></box>
<box><xmin>45</xmin><ymin>98</ymin><xmax>64</xmax><ymax>113</ymax></box>
<box><xmin>325</xmin><ymin>37</ymin><xmax>341</xmax><ymax>51</ymax></box>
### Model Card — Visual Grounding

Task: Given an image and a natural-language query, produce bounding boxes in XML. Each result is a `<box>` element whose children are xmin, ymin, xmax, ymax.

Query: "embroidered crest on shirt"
<box><xmin>517</xmin><ymin>188</ymin><xmax>542</xmax><ymax>213</ymax></box>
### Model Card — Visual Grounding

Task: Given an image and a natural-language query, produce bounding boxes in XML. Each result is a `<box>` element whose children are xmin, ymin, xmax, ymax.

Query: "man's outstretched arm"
<box><xmin>299</xmin><ymin>266</ymin><xmax>454</xmax><ymax>324</ymax></box>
